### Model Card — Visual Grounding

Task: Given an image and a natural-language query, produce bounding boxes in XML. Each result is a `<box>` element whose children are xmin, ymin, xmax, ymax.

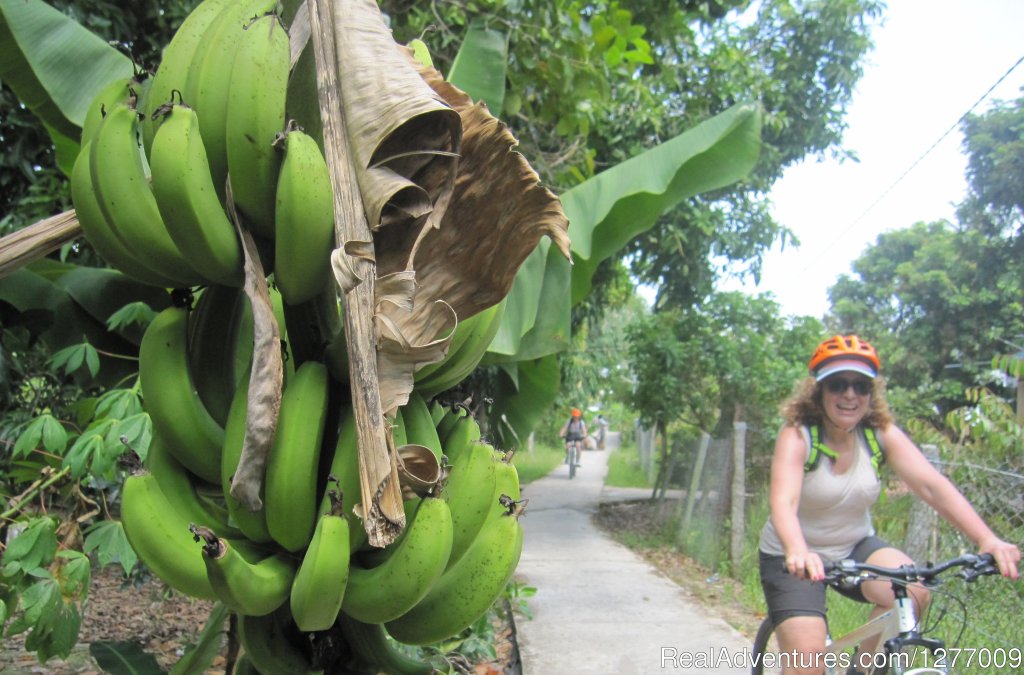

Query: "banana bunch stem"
<box><xmin>307</xmin><ymin>0</ymin><xmax>403</xmax><ymax>547</ymax></box>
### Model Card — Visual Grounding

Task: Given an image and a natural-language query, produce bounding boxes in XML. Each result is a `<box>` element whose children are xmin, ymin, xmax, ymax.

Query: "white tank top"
<box><xmin>759</xmin><ymin>427</ymin><xmax>881</xmax><ymax>562</ymax></box>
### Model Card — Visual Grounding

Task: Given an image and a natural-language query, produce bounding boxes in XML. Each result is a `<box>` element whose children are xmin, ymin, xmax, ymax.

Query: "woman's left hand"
<box><xmin>978</xmin><ymin>535</ymin><xmax>1021</xmax><ymax>579</ymax></box>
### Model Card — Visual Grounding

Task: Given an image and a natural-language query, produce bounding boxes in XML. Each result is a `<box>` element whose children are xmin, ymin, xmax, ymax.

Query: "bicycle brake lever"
<box><xmin>961</xmin><ymin>564</ymin><xmax>998</xmax><ymax>582</ymax></box>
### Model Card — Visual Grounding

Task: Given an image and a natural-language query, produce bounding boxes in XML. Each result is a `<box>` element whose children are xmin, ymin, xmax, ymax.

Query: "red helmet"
<box><xmin>808</xmin><ymin>335</ymin><xmax>880</xmax><ymax>381</ymax></box>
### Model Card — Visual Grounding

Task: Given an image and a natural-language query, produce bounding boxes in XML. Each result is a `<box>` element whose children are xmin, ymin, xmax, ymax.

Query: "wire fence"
<box><xmin>635</xmin><ymin>425</ymin><xmax>1024</xmax><ymax>662</ymax></box>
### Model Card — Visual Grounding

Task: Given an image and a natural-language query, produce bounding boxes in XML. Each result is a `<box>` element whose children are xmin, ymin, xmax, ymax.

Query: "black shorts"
<box><xmin>759</xmin><ymin>535</ymin><xmax>891</xmax><ymax>626</ymax></box>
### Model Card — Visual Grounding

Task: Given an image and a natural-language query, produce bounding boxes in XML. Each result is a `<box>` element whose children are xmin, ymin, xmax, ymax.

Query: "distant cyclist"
<box><xmin>593</xmin><ymin>414</ymin><xmax>609</xmax><ymax>449</ymax></box>
<box><xmin>757</xmin><ymin>335</ymin><xmax>1019</xmax><ymax>674</ymax></box>
<box><xmin>559</xmin><ymin>408</ymin><xmax>587</xmax><ymax>466</ymax></box>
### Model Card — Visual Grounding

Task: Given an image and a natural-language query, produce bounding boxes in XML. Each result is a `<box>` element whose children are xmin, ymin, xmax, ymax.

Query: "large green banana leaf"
<box><xmin>0</xmin><ymin>0</ymin><xmax>133</xmax><ymax>174</ymax></box>
<box><xmin>488</xmin><ymin>355</ymin><xmax>562</xmax><ymax>452</ymax></box>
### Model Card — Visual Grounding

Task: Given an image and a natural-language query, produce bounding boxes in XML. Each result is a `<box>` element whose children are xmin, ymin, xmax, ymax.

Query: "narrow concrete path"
<box><xmin>514</xmin><ymin>434</ymin><xmax>753</xmax><ymax>674</ymax></box>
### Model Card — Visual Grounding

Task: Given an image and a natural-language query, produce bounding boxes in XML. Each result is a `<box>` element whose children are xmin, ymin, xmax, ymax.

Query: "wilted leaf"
<box><xmin>227</xmin><ymin>213</ymin><xmax>282</xmax><ymax>512</ymax></box>
<box><xmin>331</xmin><ymin>0</ymin><xmax>461</xmax><ymax>267</ymax></box>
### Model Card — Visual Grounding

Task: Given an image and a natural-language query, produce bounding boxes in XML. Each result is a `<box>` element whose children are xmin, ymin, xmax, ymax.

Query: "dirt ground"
<box><xmin>0</xmin><ymin>564</ymin><xmax>518</xmax><ymax>675</ymax></box>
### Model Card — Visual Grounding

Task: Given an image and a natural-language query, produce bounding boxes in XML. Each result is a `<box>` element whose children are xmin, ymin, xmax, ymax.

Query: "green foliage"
<box><xmin>604</xmin><ymin>442</ymin><xmax>652</xmax><ymax>489</ymax></box>
<box><xmin>959</xmin><ymin>94</ymin><xmax>1024</xmax><ymax>235</ymax></box>
<box><xmin>83</xmin><ymin>520</ymin><xmax>137</xmax><ymax>577</ymax></box>
<box><xmin>945</xmin><ymin>387</ymin><xmax>1023</xmax><ymax>463</ymax></box>
<box><xmin>89</xmin><ymin>641</ymin><xmax>164</xmax><ymax>675</ymax></box>
<box><xmin>168</xmin><ymin>603</ymin><xmax>230</xmax><ymax>675</ymax></box>
<box><xmin>627</xmin><ymin>291</ymin><xmax>822</xmax><ymax>445</ymax></box>
<box><xmin>48</xmin><ymin>342</ymin><xmax>100</xmax><ymax>378</ymax></box>
<box><xmin>1</xmin><ymin>517</ymin><xmax>90</xmax><ymax>662</ymax></box>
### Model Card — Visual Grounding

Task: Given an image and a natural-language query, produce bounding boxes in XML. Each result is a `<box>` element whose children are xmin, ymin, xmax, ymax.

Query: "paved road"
<box><xmin>514</xmin><ymin>433</ymin><xmax>752</xmax><ymax>674</ymax></box>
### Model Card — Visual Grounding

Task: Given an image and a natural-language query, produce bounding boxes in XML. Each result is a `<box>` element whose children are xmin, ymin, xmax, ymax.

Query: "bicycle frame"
<box><xmin>818</xmin><ymin>588</ymin><xmax>945</xmax><ymax>674</ymax></box>
<box><xmin>754</xmin><ymin>581</ymin><xmax>948</xmax><ymax>674</ymax></box>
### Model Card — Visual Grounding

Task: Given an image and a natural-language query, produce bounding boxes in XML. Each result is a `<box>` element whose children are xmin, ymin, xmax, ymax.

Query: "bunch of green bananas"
<box><xmin>80</xmin><ymin>1</ymin><xmax>528</xmax><ymax>670</ymax></box>
<box><xmin>123</xmin><ymin>303</ymin><xmax>524</xmax><ymax>671</ymax></box>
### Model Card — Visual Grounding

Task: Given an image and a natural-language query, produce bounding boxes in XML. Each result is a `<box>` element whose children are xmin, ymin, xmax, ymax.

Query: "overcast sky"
<box><xmin>723</xmin><ymin>0</ymin><xmax>1024</xmax><ymax>319</ymax></box>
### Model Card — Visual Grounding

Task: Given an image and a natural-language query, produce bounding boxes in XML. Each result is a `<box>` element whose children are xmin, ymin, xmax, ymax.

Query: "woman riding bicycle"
<box><xmin>758</xmin><ymin>335</ymin><xmax>1019</xmax><ymax>675</ymax></box>
<box><xmin>559</xmin><ymin>407</ymin><xmax>587</xmax><ymax>466</ymax></box>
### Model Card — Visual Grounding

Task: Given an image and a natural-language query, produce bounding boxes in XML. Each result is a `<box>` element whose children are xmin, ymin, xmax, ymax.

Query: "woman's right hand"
<box><xmin>785</xmin><ymin>549</ymin><xmax>825</xmax><ymax>581</ymax></box>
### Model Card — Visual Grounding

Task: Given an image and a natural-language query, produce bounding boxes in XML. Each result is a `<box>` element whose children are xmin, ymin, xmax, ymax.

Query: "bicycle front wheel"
<box><xmin>750</xmin><ymin>618</ymin><xmax>786</xmax><ymax>675</ymax></box>
<box><xmin>568</xmin><ymin>445</ymin><xmax>577</xmax><ymax>479</ymax></box>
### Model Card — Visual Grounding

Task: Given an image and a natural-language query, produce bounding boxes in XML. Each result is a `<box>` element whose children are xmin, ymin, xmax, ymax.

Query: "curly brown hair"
<box><xmin>779</xmin><ymin>376</ymin><xmax>894</xmax><ymax>430</ymax></box>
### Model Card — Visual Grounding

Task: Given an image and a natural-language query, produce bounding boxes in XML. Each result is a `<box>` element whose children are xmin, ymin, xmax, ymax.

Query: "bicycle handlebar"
<box><xmin>821</xmin><ymin>552</ymin><xmax>998</xmax><ymax>587</ymax></box>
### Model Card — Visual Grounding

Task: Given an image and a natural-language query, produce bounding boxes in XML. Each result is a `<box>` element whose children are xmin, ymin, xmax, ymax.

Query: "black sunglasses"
<box><xmin>823</xmin><ymin>376</ymin><xmax>872</xmax><ymax>396</ymax></box>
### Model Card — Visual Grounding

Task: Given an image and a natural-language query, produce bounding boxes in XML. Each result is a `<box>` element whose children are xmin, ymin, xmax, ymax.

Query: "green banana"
<box><xmin>141</xmin><ymin>0</ymin><xmax>234</xmax><ymax>154</ymax></box>
<box><xmin>81</xmin><ymin>77</ymin><xmax>137</xmax><ymax>145</ymax></box>
<box><xmin>221</xmin><ymin>373</ymin><xmax>273</xmax><ymax>543</ymax></box>
<box><xmin>289</xmin><ymin>500</ymin><xmax>351</xmax><ymax>632</ymax></box>
<box><xmin>150</xmin><ymin>102</ymin><xmax>243</xmax><ymax>286</ymax></box>
<box><xmin>184</xmin><ymin>0</ymin><xmax>278</xmax><ymax>201</ymax></box>
<box><xmin>435</xmin><ymin>404</ymin><xmax>467</xmax><ymax>446</ymax></box>
<box><xmin>89</xmin><ymin>102</ymin><xmax>204</xmax><ymax>287</ymax></box>
<box><xmin>391</xmin><ymin>406</ymin><xmax>408</xmax><ymax>448</ymax></box>
<box><xmin>225</xmin><ymin>11</ymin><xmax>289</xmax><ymax>238</ymax></box>
<box><xmin>412</xmin><ymin>308</ymin><xmax>484</xmax><ymax>384</ymax></box>
<box><xmin>239</xmin><ymin>608</ymin><xmax>321</xmax><ymax>675</ymax></box>
<box><xmin>188</xmin><ymin>283</ymin><xmax>247</xmax><ymax>427</ymax></box>
<box><xmin>71</xmin><ymin>141</ymin><xmax>179</xmax><ymax>288</ymax></box>
<box><xmin>140</xmin><ymin>303</ymin><xmax>225</xmax><ymax>485</ymax></box>
<box><xmin>487</xmin><ymin>454</ymin><xmax>522</xmax><ymax>525</ymax></box>
<box><xmin>319</xmin><ymin>405</ymin><xmax>367</xmax><ymax>553</ymax></box>
<box><xmin>273</xmin><ymin>124</ymin><xmax>335</xmax><ymax>305</ymax></box>
<box><xmin>439</xmin><ymin>412</ymin><xmax>482</xmax><ymax>465</ymax></box>
<box><xmin>338</xmin><ymin>615</ymin><xmax>436</xmax><ymax>675</ymax></box>
<box><xmin>416</xmin><ymin>300</ymin><xmax>506</xmax><ymax>398</ymax></box>
<box><xmin>429</xmin><ymin>399</ymin><xmax>445</xmax><ymax>426</ymax></box>
<box><xmin>442</xmin><ymin>441</ymin><xmax>497</xmax><ymax>570</ymax></box>
<box><xmin>400</xmin><ymin>390</ymin><xmax>442</xmax><ymax>459</ymax></box>
<box><xmin>145</xmin><ymin>432</ymin><xmax>239</xmax><ymax>539</ymax></box>
<box><xmin>194</xmin><ymin>525</ymin><xmax>296</xmax><ymax>616</ymax></box>
<box><xmin>121</xmin><ymin>468</ymin><xmax>260</xmax><ymax>601</ymax></box>
<box><xmin>265</xmin><ymin>360</ymin><xmax>329</xmax><ymax>552</ymax></box>
<box><xmin>385</xmin><ymin>509</ymin><xmax>524</xmax><ymax>646</ymax></box>
<box><xmin>341</xmin><ymin>496</ymin><xmax>453</xmax><ymax>624</ymax></box>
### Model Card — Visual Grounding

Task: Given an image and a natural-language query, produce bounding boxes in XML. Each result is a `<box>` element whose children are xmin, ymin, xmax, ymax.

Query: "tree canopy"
<box><xmin>828</xmin><ymin>94</ymin><xmax>1024</xmax><ymax>421</ymax></box>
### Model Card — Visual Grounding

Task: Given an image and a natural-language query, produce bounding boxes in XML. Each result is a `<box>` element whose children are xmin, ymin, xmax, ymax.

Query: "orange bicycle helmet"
<box><xmin>808</xmin><ymin>335</ymin><xmax>881</xmax><ymax>381</ymax></box>
<box><xmin>571</xmin><ymin>408</ymin><xmax>582</xmax><ymax>417</ymax></box>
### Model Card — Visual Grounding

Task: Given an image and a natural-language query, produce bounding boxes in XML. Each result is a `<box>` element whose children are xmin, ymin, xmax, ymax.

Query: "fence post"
<box><xmin>730</xmin><ymin>421</ymin><xmax>747</xmax><ymax>567</ymax></box>
<box><xmin>904</xmin><ymin>444</ymin><xmax>939</xmax><ymax>562</ymax></box>
<box><xmin>678</xmin><ymin>431</ymin><xmax>710</xmax><ymax>544</ymax></box>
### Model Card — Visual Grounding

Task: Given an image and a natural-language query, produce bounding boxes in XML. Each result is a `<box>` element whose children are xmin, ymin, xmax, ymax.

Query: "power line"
<box><xmin>799</xmin><ymin>53</ymin><xmax>1024</xmax><ymax>273</ymax></box>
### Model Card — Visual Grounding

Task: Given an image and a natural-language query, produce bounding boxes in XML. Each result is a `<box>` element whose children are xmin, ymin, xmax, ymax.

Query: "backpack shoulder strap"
<box><xmin>804</xmin><ymin>425</ymin><xmax>886</xmax><ymax>473</ymax></box>
<box><xmin>804</xmin><ymin>424</ymin><xmax>837</xmax><ymax>472</ymax></box>
<box><xmin>861</xmin><ymin>426</ymin><xmax>885</xmax><ymax>473</ymax></box>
